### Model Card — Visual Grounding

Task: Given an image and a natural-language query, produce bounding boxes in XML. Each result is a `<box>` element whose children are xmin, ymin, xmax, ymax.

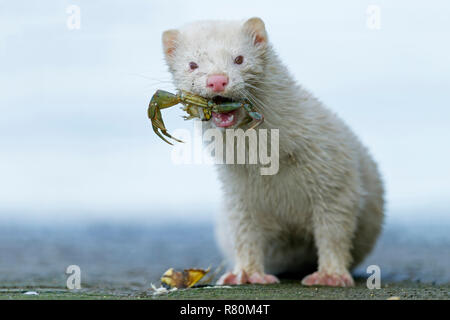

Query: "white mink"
<box><xmin>161</xmin><ymin>18</ymin><xmax>384</xmax><ymax>287</ymax></box>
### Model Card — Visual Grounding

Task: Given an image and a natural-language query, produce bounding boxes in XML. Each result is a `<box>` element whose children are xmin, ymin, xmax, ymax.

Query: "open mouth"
<box><xmin>211</xmin><ymin>96</ymin><xmax>234</xmax><ymax>104</ymax></box>
<box><xmin>211</xmin><ymin>96</ymin><xmax>239</xmax><ymax>128</ymax></box>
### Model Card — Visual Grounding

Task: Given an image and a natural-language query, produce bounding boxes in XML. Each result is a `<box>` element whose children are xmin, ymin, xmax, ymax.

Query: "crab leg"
<box><xmin>242</xmin><ymin>103</ymin><xmax>264</xmax><ymax>129</ymax></box>
<box><xmin>151</xmin><ymin>109</ymin><xmax>183</xmax><ymax>145</ymax></box>
<box><xmin>211</xmin><ymin>101</ymin><xmax>244</xmax><ymax>113</ymax></box>
<box><xmin>180</xmin><ymin>90</ymin><xmax>209</xmax><ymax>108</ymax></box>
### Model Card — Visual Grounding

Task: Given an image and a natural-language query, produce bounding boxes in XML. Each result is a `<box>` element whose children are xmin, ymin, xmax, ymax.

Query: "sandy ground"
<box><xmin>0</xmin><ymin>217</ymin><xmax>448</xmax><ymax>299</ymax></box>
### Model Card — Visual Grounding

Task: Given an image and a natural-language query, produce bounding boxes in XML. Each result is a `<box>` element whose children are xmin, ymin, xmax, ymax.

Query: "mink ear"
<box><xmin>243</xmin><ymin>17</ymin><xmax>268</xmax><ymax>47</ymax></box>
<box><xmin>162</xmin><ymin>29</ymin><xmax>180</xmax><ymax>60</ymax></box>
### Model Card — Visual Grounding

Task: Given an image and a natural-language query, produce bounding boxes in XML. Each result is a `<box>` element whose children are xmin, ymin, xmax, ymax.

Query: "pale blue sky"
<box><xmin>0</xmin><ymin>0</ymin><xmax>449</xmax><ymax>221</ymax></box>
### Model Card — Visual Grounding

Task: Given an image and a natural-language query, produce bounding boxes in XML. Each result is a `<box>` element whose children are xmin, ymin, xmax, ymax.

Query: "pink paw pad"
<box><xmin>217</xmin><ymin>271</ymin><xmax>279</xmax><ymax>285</ymax></box>
<box><xmin>217</xmin><ymin>271</ymin><xmax>248</xmax><ymax>285</ymax></box>
<box><xmin>301</xmin><ymin>271</ymin><xmax>354</xmax><ymax>287</ymax></box>
<box><xmin>248</xmin><ymin>272</ymin><xmax>280</xmax><ymax>284</ymax></box>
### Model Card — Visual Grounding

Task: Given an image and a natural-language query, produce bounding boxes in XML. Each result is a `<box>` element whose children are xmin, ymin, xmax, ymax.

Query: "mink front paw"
<box><xmin>217</xmin><ymin>270</ymin><xmax>279</xmax><ymax>285</ymax></box>
<box><xmin>301</xmin><ymin>271</ymin><xmax>354</xmax><ymax>287</ymax></box>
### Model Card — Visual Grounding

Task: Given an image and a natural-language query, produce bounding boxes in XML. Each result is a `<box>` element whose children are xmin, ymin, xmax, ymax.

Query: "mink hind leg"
<box><xmin>214</xmin><ymin>210</ymin><xmax>281</xmax><ymax>285</ymax></box>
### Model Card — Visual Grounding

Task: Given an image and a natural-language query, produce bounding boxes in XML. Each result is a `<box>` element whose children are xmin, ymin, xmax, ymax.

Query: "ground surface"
<box><xmin>0</xmin><ymin>217</ymin><xmax>448</xmax><ymax>300</ymax></box>
<box><xmin>1</xmin><ymin>281</ymin><xmax>448</xmax><ymax>300</ymax></box>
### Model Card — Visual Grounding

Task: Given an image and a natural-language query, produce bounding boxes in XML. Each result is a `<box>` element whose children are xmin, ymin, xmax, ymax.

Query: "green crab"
<box><xmin>148</xmin><ymin>90</ymin><xmax>264</xmax><ymax>145</ymax></box>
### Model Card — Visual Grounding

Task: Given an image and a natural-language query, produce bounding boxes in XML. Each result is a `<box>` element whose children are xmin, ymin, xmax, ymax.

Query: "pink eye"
<box><xmin>189</xmin><ymin>62</ymin><xmax>198</xmax><ymax>70</ymax></box>
<box><xmin>234</xmin><ymin>55</ymin><xmax>244</xmax><ymax>65</ymax></box>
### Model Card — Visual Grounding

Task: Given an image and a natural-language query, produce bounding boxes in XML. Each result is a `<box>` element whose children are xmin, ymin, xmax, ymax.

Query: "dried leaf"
<box><xmin>160</xmin><ymin>267</ymin><xmax>210</xmax><ymax>289</ymax></box>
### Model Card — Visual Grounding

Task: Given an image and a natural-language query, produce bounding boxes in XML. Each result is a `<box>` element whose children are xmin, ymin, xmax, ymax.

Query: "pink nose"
<box><xmin>207</xmin><ymin>75</ymin><xmax>229</xmax><ymax>92</ymax></box>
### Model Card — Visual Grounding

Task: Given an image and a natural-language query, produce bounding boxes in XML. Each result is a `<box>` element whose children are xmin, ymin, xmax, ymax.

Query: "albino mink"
<box><xmin>161</xmin><ymin>17</ymin><xmax>384</xmax><ymax>287</ymax></box>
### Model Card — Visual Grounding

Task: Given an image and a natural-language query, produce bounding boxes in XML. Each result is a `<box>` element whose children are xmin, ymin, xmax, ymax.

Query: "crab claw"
<box><xmin>148</xmin><ymin>90</ymin><xmax>184</xmax><ymax>144</ymax></box>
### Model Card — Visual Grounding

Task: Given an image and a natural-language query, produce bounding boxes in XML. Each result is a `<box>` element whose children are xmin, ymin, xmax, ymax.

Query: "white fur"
<box><xmin>162</xmin><ymin>18</ymin><xmax>384</xmax><ymax>285</ymax></box>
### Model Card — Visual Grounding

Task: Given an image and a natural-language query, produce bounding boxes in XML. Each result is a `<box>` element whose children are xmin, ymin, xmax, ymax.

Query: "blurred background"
<box><xmin>0</xmin><ymin>0</ymin><xmax>449</xmax><ymax>290</ymax></box>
